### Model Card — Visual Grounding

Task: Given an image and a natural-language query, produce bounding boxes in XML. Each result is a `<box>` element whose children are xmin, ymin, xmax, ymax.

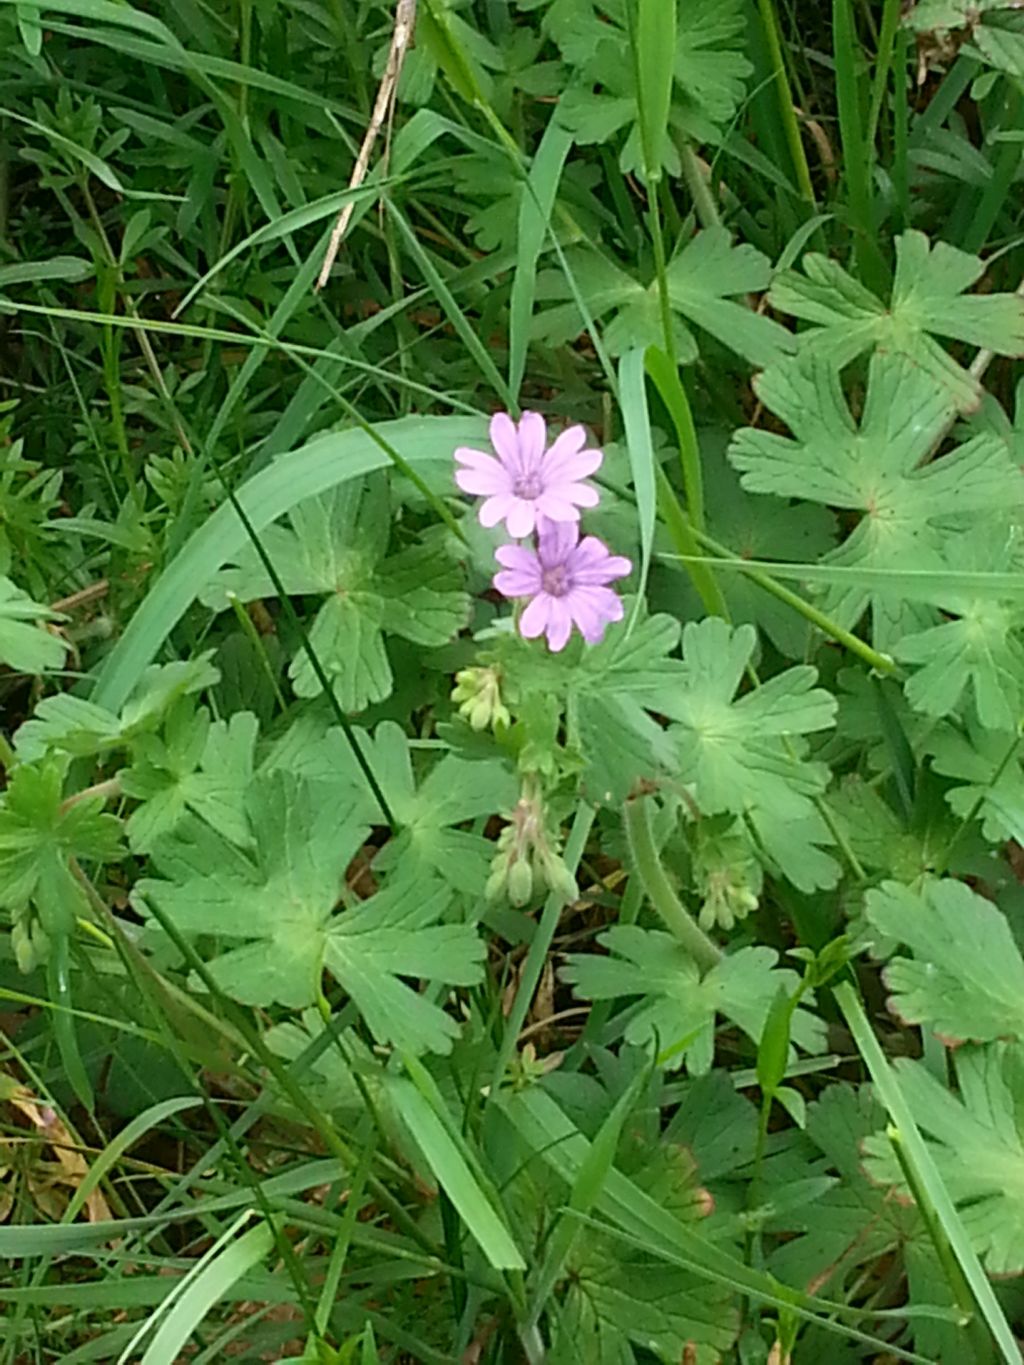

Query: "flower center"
<box><xmin>513</xmin><ymin>473</ymin><xmax>544</xmax><ymax>499</ymax></box>
<box><xmin>541</xmin><ymin>565</ymin><xmax>570</xmax><ymax>597</ymax></box>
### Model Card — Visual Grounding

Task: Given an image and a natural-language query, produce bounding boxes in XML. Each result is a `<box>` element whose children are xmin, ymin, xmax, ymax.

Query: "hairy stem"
<box><xmin>624</xmin><ymin>792</ymin><xmax>722</xmax><ymax>973</ymax></box>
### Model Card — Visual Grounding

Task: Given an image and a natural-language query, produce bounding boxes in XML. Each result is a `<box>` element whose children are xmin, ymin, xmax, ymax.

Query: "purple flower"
<box><xmin>454</xmin><ymin>411</ymin><xmax>601</xmax><ymax>539</ymax></box>
<box><xmin>493</xmin><ymin>520</ymin><xmax>631</xmax><ymax>652</ymax></box>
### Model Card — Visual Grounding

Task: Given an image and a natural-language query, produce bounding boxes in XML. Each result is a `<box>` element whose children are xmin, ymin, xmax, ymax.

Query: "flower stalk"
<box><xmin>624</xmin><ymin>791</ymin><xmax>722</xmax><ymax>973</ymax></box>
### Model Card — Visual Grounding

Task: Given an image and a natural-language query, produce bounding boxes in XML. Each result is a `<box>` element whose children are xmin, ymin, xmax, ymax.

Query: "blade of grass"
<box><xmin>523</xmin><ymin>1063</ymin><xmax>650</xmax><ymax>1334</ymax></box>
<box><xmin>835</xmin><ymin>982</ymin><xmax>1018</xmax><ymax>1364</ymax></box>
<box><xmin>865</xmin><ymin>0</ymin><xmax>904</xmax><ymax>152</ymax></box>
<box><xmin>387</xmin><ymin>201</ymin><xmax>513</xmax><ymax>409</ymax></box>
<box><xmin>833</xmin><ymin>0</ymin><xmax>889</xmax><ymax>292</ymax></box>
<box><xmin>754</xmin><ymin>0</ymin><xmax>816</xmax><ymax>208</ymax></box>
<box><xmin>388</xmin><ymin>1079</ymin><xmax>524</xmax><ymax>1271</ymax></box>
<box><xmin>508</xmin><ymin>116</ymin><xmax>573</xmax><ymax>404</ymax></box>
<box><xmin>62</xmin><ymin>1097</ymin><xmax>203</xmax><ymax>1226</ymax></box>
<box><xmin>132</xmin><ymin>1217</ymin><xmax>274</xmax><ymax>1365</ymax></box>
<box><xmin>618</xmin><ymin>349</ymin><xmax>657</xmax><ymax>612</ymax></box>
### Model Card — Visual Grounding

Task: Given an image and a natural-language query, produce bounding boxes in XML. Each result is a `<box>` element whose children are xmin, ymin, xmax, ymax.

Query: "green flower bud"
<box><xmin>507</xmin><ymin>856</ymin><xmax>534</xmax><ymax>907</ymax></box>
<box><xmin>12</xmin><ymin>910</ymin><xmax>47</xmax><ymax>974</ymax></box>
<box><xmin>695</xmin><ymin>821</ymin><xmax>762</xmax><ymax>931</ymax></box>
<box><xmin>537</xmin><ymin>847</ymin><xmax>577</xmax><ymax>903</ymax></box>
<box><xmin>452</xmin><ymin>666</ymin><xmax>511</xmax><ymax>733</ymax></box>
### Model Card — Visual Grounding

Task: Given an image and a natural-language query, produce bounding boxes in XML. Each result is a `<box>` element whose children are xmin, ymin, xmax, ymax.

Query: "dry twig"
<box><xmin>316</xmin><ymin>0</ymin><xmax>417</xmax><ymax>291</ymax></box>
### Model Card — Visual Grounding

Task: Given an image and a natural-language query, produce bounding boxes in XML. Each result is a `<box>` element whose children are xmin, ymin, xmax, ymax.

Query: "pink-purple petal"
<box><xmin>537</xmin><ymin>519</ymin><xmax>580</xmax><ymax>568</ymax></box>
<box><xmin>454</xmin><ymin>445</ymin><xmax>498</xmax><ymax>471</ymax></box>
<box><xmin>517</xmin><ymin>411</ymin><xmax>547</xmax><ymax>472</ymax></box>
<box><xmin>494</xmin><ymin>568</ymin><xmax>540</xmax><ymax>598</ymax></box>
<box><xmin>506</xmin><ymin>499</ymin><xmax>536</xmax><ymax>539</ymax></box>
<box><xmin>535</xmin><ymin>492</ymin><xmax>582</xmax><ymax>523</ymax></box>
<box><xmin>520</xmin><ymin>594</ymin><xmax>551</xmax><ymax>640</ymax></box>
<box><xmin>455</xmin><ymin>464</ymin><xmax>510</xmax><ymax>496</ymax></box>
<box><xmin>544</xmin><ymin>438</ymin><xmax>602</xmax><ymax>483</ymax></box>
<box><xmin>489</xmin><ymin>413</ymin><xmax>519</xmax><ymax>470</ymax></box>
<box><xmin>494</xmin><ymin>543</ymin><xmax>539</xmax><ymax>573</ymax></box>
<box><xmin>568</xmin><ymin>586</ymin><xmax>624</xmax><ymax>642</ymax></box>
<box><xmin>559</xmin><ymin>481</ymin><xmax>601</xmax><ymax>509</ymax></box>
<box><xmin>568</xmin><ymin>538</ymin><xmax>632</xmax><ymax>584</ymax></box>
<box><xmin>541</xmin><ymin>425</ymin><xmax>586</xmax><ymax>472</ymax></box>
<box><xmin>479</xmin><ymin>493</ymin><xmax>516</xmax><ymax>528</ymax></box>
<box><xmin>545</xmin><ymin>598</ymin><xmax>573</xmax><ymax>652</ymax></box>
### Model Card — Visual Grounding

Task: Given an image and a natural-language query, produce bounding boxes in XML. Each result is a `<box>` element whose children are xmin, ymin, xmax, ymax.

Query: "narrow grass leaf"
<box><xmin>0</xmin><ymin>257</ymin><xmax>92</xmax><ymax>287</ymax></box>
<box><xmin>173</xmin><ymin>184</ymin><xmax>393</xmax><ymax>318</ymax></box>
<box><xmin>634</xmin><ymin>0</ymin><xmax>676</xmax><ymax>182</ymax></box>
<box><xmin>389</xmin><ymin>1079</ymin><xmax>525</xmax><ymax>1270</ymax></box>
<box><xmin>509</xmin><ymin>117</ymin><xmax>573</xmax><ymax>402</ymax></box>
<box><xmin>619</xmin><ymin>349</ymin><xmax>657</xmax><ymax>610</ymax></box>
<box><xmin>63</xmin><ymin>1097</ymin><xmax>202</xmax><ymax>1225</ymax></box>
<box><xmin>835</xmin><ymin>982</ymin><xmax>1019</xmax><ymax>1365</ymax></box>
<box><xmin>388</xmin><ymin>204</ymin><xmax>513</xmax><ymax>408</ymax></box>
<box><xmin>526</xmin><ymin>1065</ymin><xmax>649</xmax><ymax>1327</ymax></box>
<box><xmin>135</xmin><ymin>1219</ymin><xmax>274</xmax><ymax>1365</ymax></box>
<box><xmin>643</xmin><ymin>345</ymin><xmax>704</xmax><ymax>531</ymax></box>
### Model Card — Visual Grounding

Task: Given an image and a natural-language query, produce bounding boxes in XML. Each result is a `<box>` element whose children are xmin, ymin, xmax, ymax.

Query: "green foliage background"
<box><xmin>3</xmin><ymin>1</ymin><xmax>1024</xmax><ymax>1362</ymax></box>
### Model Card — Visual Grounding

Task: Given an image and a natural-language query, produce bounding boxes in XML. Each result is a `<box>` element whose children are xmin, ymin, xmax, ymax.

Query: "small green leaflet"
<box><xmin>0</xmin><ymin>757</ymin><xmax>124</xmax><ymax>935</ymax></box>
<box><xmin>903</xmin><ymin>2</ymin><xmax>1024</xmax><ymax>81</ymax></box>
<box><xmin>550</xmin><ymin>1235</ymin><xmax>738</xmax><ymax>1364</ymax></box>
<box><xmin>0</xmin><ymin>575</ymin><xmax>67</xmax><ymax>674</ymax></box>
<box><xmin>863</xmin><ymin>1043</ymin><xmax>1024</xmax><ymax>1275</ymax></box>
<box><xmin>15</xmin><ymin>654</ymin><xmax>221</xmax><ymax>762</ymax></box>
<box><xmin>927</xmin><ymin>722</ymin><xmax>1024</xmax><ymax>845</ymax></box>
<box><xmin>563</xmin><ymin>925</ymin><xmax>825</xmax><ymax>1074</ymax></box>
<box><xmin>769</xmin><ymin>1086</ymin><xmax>954</xmax><ymax>1362</ymax></box>
<box><xmin>533</xmin><ymin>230</ymin><xmax>792</xmax><ymax>364</ymax></box>
<box><xmin>352</xmin><ymin>721</ymin><xmax>517</xmax><ymax>896</ymax></box>
<box><xmin>729</xmin><ymin>351</ymin><xmax>1019</xmax><ymax>650</ymax></box>
<box><xmin>262</xmin><ymin>717</ymin><xmax>516</xmax><ymax>897</ymax></box>
<box><xmin>659</xmin><ymin>618</ymin><xmax>839</xmax><ymax>891</ymax></box>
<box><xmin>667</xmin><ymin>433</ymin><xmax>836</xmax><ymax>658</ymax></box>
<box><xmin>769</xmin><ymin>229</ymin><xmax>1024</xmax><ymax>409</ymax></box>
<box><xmin>865</xmin><ymin>878</ymin><xmax>1024</xmax><ymax>1044</ymax></box>
<box><xmin>202</xmin><ymin>479</ymin><xmax>469</xmax><ymax>713</ymax></box>
<box><xmin>137</xmin><ymin>770</ymin><xmax>484</xmax><ymax>1053</ymax></box>
<box><xmin>120</xmin><ymin>705</ymin><xmax>257</xmax><ymax>854</ymax></box>
<box><xmin>827</xmin><ymin>777</ymin><xmax>939</xmax><ymax>882</ymax></box>
<box><xmin>552</xmin><ymin>0</ymin><xmax>751</xmax><ymax>168</ymax></box>
<box><xmin>569</xmin><ymin>611</ymin><xmax>684</xmax><ymax>804</ymax></box>
<box><xmin>895</xmin><ymin>529</ymin><xmax>1024</xmax><ymax>729</ymax></box>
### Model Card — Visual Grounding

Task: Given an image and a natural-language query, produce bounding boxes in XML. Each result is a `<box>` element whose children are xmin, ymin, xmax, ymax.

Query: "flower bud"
<box><xmin>507</xmin><ymin>856</ymin><xmax>534</xmax><ymax>907</ymax></box>
<box><xmin>452</xmin><ymin>666</ymin><xmax>510</xmax><ymax>733</ymax></box>
<box><xmin>538</xmin><ymin>847</ymin><xmax>577</xmax><ymax>903</ymax></box>
<box><xmin>12</xmin><ymin>910</ymin><xmax>47</xmax><ymax>974</ymax></box>
<box><xmin>695</xmin><ymin>821</ymin><xmax>762</xmax><ymax>931</ymax></box>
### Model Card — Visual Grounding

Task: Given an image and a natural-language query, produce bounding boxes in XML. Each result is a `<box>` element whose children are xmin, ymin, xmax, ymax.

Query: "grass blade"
<box><xmin>62</xmin><ymin>1097</ymin><xmax>202</xmax><ymax>1226</ymax></box>
<box><xmin>832</xmin><ymin>0</ymin><xmax>888</xmax><ymax>292</ymax></box>
<box><xmin>509</xmin><ymin>116</ymin><xmax>573</xmax><ymax>403</ymax></box>
<box><xmin>134</xmin><ymin>1218</ymin><xmax>274</xmax><ymax>1365</ymax></box>
<box><xmin>388</xmin><ymin>1079</ymin><xmax>524</xmax><ymax>1271</ymax></box>
<box><xmin>633</xmin><ymin>0</ymin><xmax>675</xmax><ymax>184</ymax></box>
<box><xmin>388</xmin><ymin>203</ymin><xmax>513</xmax><ymax>409</ymax></box>
<box><xmin>835</xmin><ymin>982</ymin><xmax>1018</xmax><ymax>1364</ymax></box>
<box><xmin>618</xmin><ymin>349</ymin><xmax>657</xmax><ymax>609</ymax></box>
